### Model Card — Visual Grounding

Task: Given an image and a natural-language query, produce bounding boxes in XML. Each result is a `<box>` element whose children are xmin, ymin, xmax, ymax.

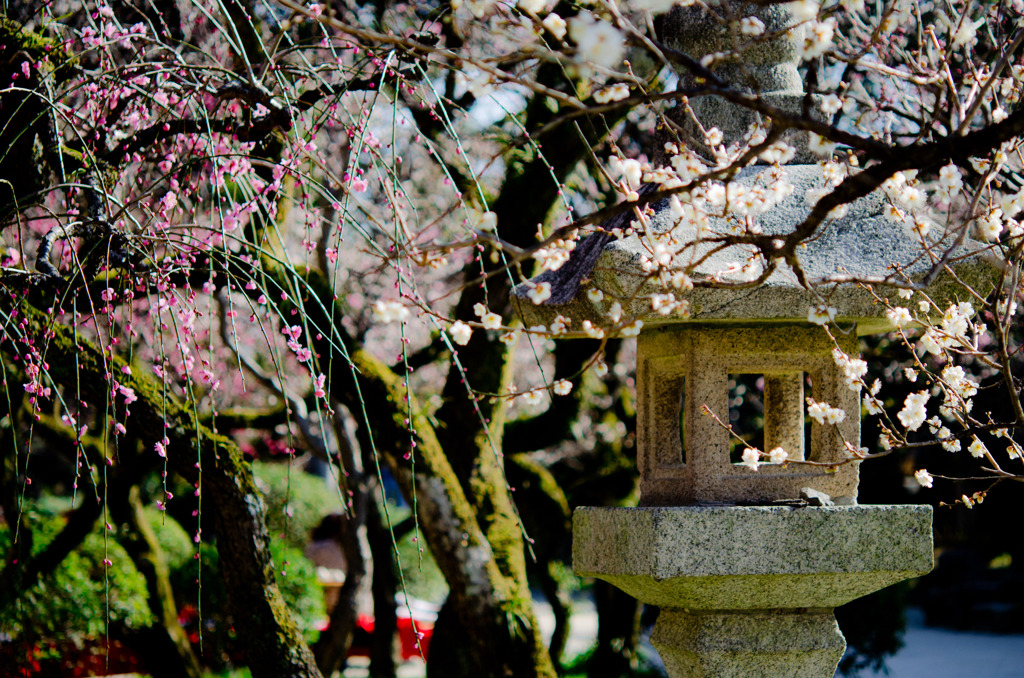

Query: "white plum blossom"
<box><xmin>477</xmin><ymin>211</ymin><xmax>498</xmax><ymax>232</ymax></box>
<box><xmin>594</xmin><ymin>84</ymin><xmax>630</xmax><ymax>103</ymax></box>
<box><xmin>977</xmin><ymin>209</ymin><xmax>1003</xmax><ymax>241</ymax></box>
<box><xmin>569</xmin><ymin>12</ymin><xmax>626</xmax><ymax>69</ymax></box>
<box><xmin>768</xmin><ymin>447</ymin><xmax>789</xmax><ymax>464</ymax></box>
<box><xmin>788</xmin><ymin>0</ymin><xmax>820</xmax><ymax>21</ymax></box>
<box><xmin>899</xmin><ymin>186</ymin><xmax>926</xmax><ymax>210</ymax></box>
<box><xmin>526</xmin><ymin>282</ymin><xmax>552</xmax><ymax>304</ymax></box>
<box><xmin>936</xmin><ymin>425</ymin><xmax>960</xmax><ymax>452</ymax></box>
<box><xmin>808</xmin><ymin>134</ymin><xmax>836</xmax><ymax>156</ymax></box>
<box><xmin>521</xmin><ymin>390</ymin><xmax>544</xmax><ymax>406</ymax></box>
<box><xmin>542</xmin><ymin>13</ymin><xmax>567</xmax><ymax>39</ymax></box>
<box><xmin>553</xmin><ymin>379</ymin><xmax>572</xmax><ymax>395</ymax></box>
<box><xmin>820</xmin><ymin>94</ymin><xmax>843</xmax><ymax>115</ymax></box>
<box><xmin>1007</xmin><ymin>442</ymin><xmax>1023</xmax><ymax>460</ymax></box>
<box><xmin>808</xmin><ymin>304</ymin><xmax>837</xmax><ymax>325</ymax></box>
<box><xmin>620</xmin><ymin>320</ymin><xmax>643</xmax><ymax>337</ymax></box>
<box><xmin>740</xmin><ymin>448</ymin><xmax>761</xmax><ymax>471</ymax></box>
<box><xmin>795</xmin><ymin>19</ymin><xmax>835</xmax><ymax>59</ymax></box>
<box><xmin>952</xmin><ymin>17</ymin><xmax>980</xmax><ymax>47</ymax></box>
<box><xmin>807</xmin><ymin>398</ymin><xmax>846</xmax><ymax>425</ymax></box>
<box><xmin>898</xmin><ymin>391</ymin><xmax>929</xmax><ymax>431</ymax></box>
<box><xmin>760</xmin><ymin>140</ymin><xmax>797</xmax><ymax>164</ymax></box>
<box><xmin>450</xmin><ymin>321</ymin><xmax>473</xmax><ymax>345</ymax></box>
<box><xmin>650</xmin><ymin>293</ymin><xmax>677</xmax><ymax>315</ymax></box>
<box><xmin>517</xmin><ymin>0</ymin><xmax>546</xmax><ymax>12</ymax></box>
<box><xmin>941</xmin><ymin>301</ymin><xmax>974</xmax><ymax>338</ymax></box>
<box><xmin>373</xmin><ymin>300</ymin><xmax>410</xmax><ymax>323</ymax></box>
<box><xmin>919</xmin><ymin>328</ymin><xmax>949</xmax><ymax>355</ymax></box>
<box><xmin>619</xmin><ymin>158</ymin><xmax>642</xmax><ymax>189</ymax></box>
<box><xmin>482</xmin><ymin>312</ymin><xmax>503</xmax><ymax>329</ymax></box>
<box><xmin>833</xmin><ymin>348</ymin><xmax>867</xmax><ymax>389</ymax></box>
<box><xmin>535</xmin><ymin>246</ymin><xmax>571</xmax><ymax>272</ymax></box>
<box><xmin>938</xmin><ymin>164</ymin><xmax>963</xmax><ymax>193</ymax></box>
<box><xmin>864</xmin><ymin>395</ymin><xmax>883</xmax><ymax>415</ymax></box>
<box><xmin>942</xmin><ymin>365</ymin><xmax>978</xmax><ymax>400</ymax></box>
<box><xmin>464</xmin><ymin>0</ymin><xmax>499</xmax><ymax>18</ymax></box>
<box><xmin>997</xmin><ymin>298</ymin><xmax>1018</xmax><ymax>318</ymax></box>
<box><xmin>582</xmin><ymin>320</ymin><xmax>604</xmax><ymax>339</ymax></box>
<box><xmin>587</xmin><ymin>287</ymin><xmax>604</xmax><ymax>302</ymax></box>
<box><xmin>1000</xmin><ymin>189</ymin><xmax>1024</xmax><ymax>218</ymax></box>
<box><xmin>739</xmin><ymin>16</ymin><xmax>765</xmax><ymax>35</ymax></box>
<box><xmin>968</xmin><ymin>437</ymin><xmax>988</xmax><ymax>459</ymax></box>
<box><xmin>886</xmin><ymin>306</ymin><xmax>913</xmax><ymax>327</ymax></box>
<box><xmin>914</xmin><ymin>469</ymin><xmax>934</xmax><ymax>488</ymax></box>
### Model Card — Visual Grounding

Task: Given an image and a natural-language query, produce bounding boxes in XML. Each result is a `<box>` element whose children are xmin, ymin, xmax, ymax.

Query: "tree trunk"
<box><xmin>108</xmin><ymin>485</ymin><xmax>203</xmax><ymax>678</ymax></box>
<box><xmin>19</xmin><ymin>302</ymin><xmax>323</xmax><ymax>678</ymax></box>
<box><xmin>588</xmin><ymin>581</ymin><xmax>642</xmax><ymax>678</ymax></box>
<box><xmin>366</xmin><ymin>497</ymin><xmax>400</xmax><ymax>677</ymax></box>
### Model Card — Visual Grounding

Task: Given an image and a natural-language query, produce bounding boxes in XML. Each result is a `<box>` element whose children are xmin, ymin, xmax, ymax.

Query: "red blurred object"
<box><xmin>1</xmin><ymin>639</ymin><xmax>143</xmax><ymax>677</ymax></box>
<box><xmin>346</xmin><ymin>603</ymin><xmax>434</xmax><ymax>661</ymax></box>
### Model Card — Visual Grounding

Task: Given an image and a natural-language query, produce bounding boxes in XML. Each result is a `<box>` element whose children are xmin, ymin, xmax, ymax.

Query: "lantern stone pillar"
<box><xmin>514</xmin><ymin>3</ymin><xmax>995</xmax><ymax>676</ymax></box>
<box><xmin>573</xmin><ymin>505</ymin><xmax>933</xmax><ymax>677</ymax></box>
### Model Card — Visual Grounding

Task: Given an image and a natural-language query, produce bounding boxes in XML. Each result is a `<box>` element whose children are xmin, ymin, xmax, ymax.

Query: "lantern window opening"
<box><xmin>727</xmin><ymin>373</ymin><xmax>766</xmax><ymax>464</ymax></box>
<box><xmin>724</xmin><ymin>370</ymin><xmax>812</xmax><ymax>467</ymax></box>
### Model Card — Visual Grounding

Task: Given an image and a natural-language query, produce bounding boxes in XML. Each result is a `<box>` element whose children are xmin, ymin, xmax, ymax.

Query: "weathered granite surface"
<box><xmin>652</xmin><ymin>609</ymin><xmax>846</xmax><ymax>678</ymax></box>
<box><xmin>637</xmin><ymin>324</ymin><xmax>860</xmax><ymax>505</ymax></box>
<box><xmin>574</xmin><ymin>505</ymin><xmax>934</xmax><ymax>609</ymax></box>
<box><xmin>513</xmin><ymin>165</ymin><xmax>997</xmax><ymax>335</ymax></box>
<box><xmin>574</xmin><ymin>505</ymin><xmax>934</xmax><ymax>677</ymax></box>
<box><xmin>660</xmin><ymin>2</ymin><xmax>816</xmax><ymax>162</ymax></box>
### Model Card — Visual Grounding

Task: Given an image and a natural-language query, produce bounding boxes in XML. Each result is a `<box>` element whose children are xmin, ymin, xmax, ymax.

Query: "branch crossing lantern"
<box><xmin>515</xmin><ymin>3</ymin><xmax>994</xmax><ymax>676</ymax></box>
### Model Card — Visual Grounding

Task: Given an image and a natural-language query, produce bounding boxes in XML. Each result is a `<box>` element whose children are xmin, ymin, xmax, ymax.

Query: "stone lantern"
<box><xmin>513</xmin><ymin>3</ymin><xmax>995</xmax><ymax>676</ymax></box>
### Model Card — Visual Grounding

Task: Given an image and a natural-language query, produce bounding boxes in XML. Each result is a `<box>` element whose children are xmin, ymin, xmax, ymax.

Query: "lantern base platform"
<box><xmin>573</xmin><ymin>505</ymin><xmax>933</xmax><ymax>678</ymax></box>
<box><xmin>652</xmin><ymin>609</ymin><xmax>845</xmax><ymax>678</ymax></box>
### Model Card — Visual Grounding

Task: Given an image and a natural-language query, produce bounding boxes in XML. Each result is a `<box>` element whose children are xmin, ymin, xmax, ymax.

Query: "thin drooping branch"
<box><xmin>17</xmin><ymin>300</ymin><xmax>324</xmax><ymax>678</ymax></box>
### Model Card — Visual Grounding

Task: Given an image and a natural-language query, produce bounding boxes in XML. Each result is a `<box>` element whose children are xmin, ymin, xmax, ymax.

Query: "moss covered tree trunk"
<box><xmin>16</xmin><ymin>302</ymin><xmax>323</xmax><ymax>678</ymax></box>
<box><xmin>109</xmin><ymin>486</ymin><xmax>203</xmax><ymax>678</ymax></box>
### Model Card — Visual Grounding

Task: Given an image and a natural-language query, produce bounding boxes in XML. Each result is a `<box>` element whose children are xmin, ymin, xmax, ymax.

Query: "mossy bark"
<box><xmin>258</xmin><ymin>253</ymin><xmax>555</xmax><ymax>677</ymax></box>
<box><xmin>366</xmin><ymin>496</ymin><xmax>400</xmax><ymax>677</ymax></box>
<box><xmin>109</xmin><ymin>486</ymin><xmax>203</xmax><ymax>678</ymax></box>
<box><xmin>312</xmin><ymin>435</ymin><xmax>371</xmax><ymax>677</ymax></box>
<box><xmin>15</xmin><ymin>301</ymin><xmax>323</xmax><ymax>678</ymax></box>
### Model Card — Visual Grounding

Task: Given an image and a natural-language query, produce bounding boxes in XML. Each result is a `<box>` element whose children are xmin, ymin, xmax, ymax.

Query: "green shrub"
<box><xmin>253</xmin><ymin>460</ymin><xmax>343</xmax><ymax>550</ymax></box>
<box><xmin>168</xmin><ymin>528</ymin><xmax>326</xmax><ymax>656</ymax></box>
<box><xmin>145</xmin><ymin>506</ymin><xmax>194</xmax><ymax>571</ymax></box>
<box><xmin>0</xmin><ymin>507</ymin><xmax>153</xmax><ymax>643</ymax></box>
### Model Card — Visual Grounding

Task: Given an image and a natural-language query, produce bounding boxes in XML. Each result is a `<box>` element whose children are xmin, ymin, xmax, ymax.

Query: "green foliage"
<box><xmin>145</xmin><ymin>506</ymin><xmax>194</xmax><ymax>571</ymax></box>
<box><xmin>397</xmin><ymin>529</ymin><xmax>448</xmax><ymax>604</ymax></box>
<box><xmin>169</xmin><ymin>533</ymin><xmax>326</xmax><ymax>650</ymax></box>
<box><xmin>271</xmin><ymin>540</ymin><xmax>326</xmax><ymax>641</ymax></box>
<box><xmin>0</xmin><ymin>506</ymin><xmax>153</xmax><ymax>642</ymax></box>
<box><xmin>386</xmin><ymin>502</ymin><xmax>449</xmax><ymax>604</ymax></box>
<box><xmin>253</xmin><ymin>461</ymin><xmax>343</xmax><ymax>551</ymax></box>
<box><xmin>558</xmin><ymin>643</ymin><xmax>666</xmax><ymax>678</ymax></box>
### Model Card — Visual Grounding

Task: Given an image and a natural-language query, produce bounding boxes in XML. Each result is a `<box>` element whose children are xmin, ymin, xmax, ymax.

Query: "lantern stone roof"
<box><xmin>513</xmin><ymin>164</ymin><xmax>998</xmax><ymax>337</ymax></box>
